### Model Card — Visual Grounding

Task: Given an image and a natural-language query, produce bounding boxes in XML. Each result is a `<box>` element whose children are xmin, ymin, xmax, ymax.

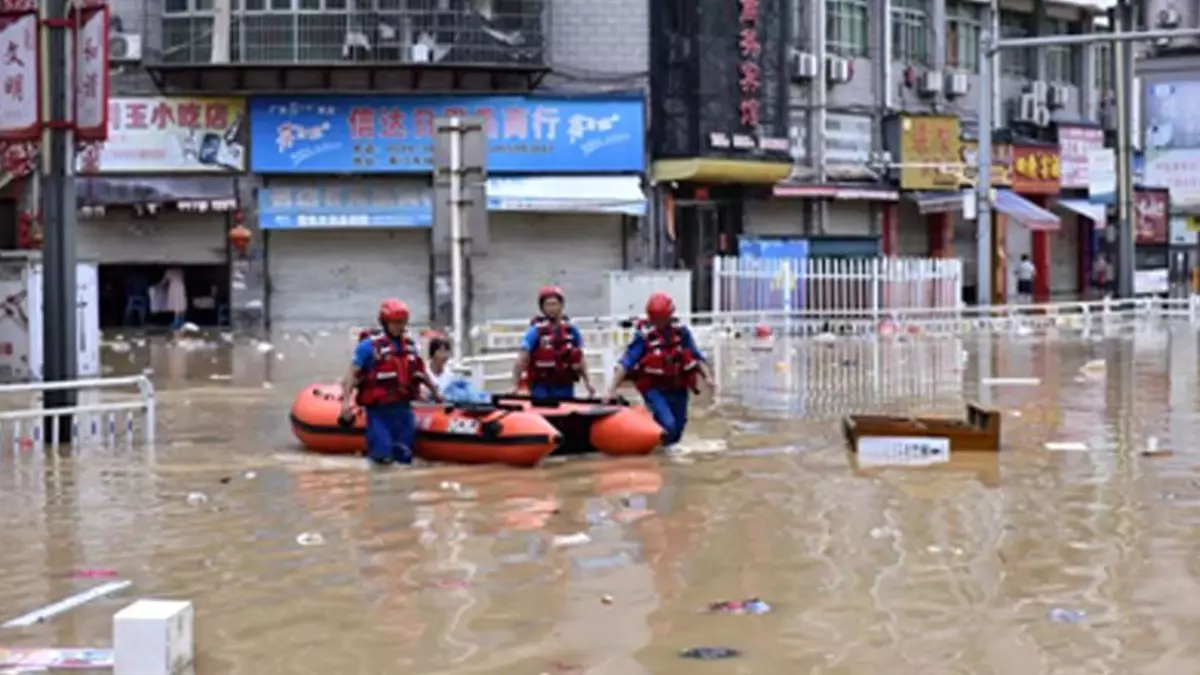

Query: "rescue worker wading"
<box><xmin>513</xmin><ymin>285</ymin><xmax>596</xmax><ymax>400</ymax></box>
<box><xmin>605</xmin><ymin>292</ymin><xmax>712</xmax><ymax>445</ymax></box>
<box><xmin>340</xmin><ymin>299</ymin><xmax>442</xmax><ymax>466</ymax></box>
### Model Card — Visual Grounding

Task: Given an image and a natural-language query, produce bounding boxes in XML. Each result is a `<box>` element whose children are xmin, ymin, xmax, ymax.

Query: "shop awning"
<box><xmin>77</xmin><ymin>176</ymin><xmax>237</xmax><ymax>208</ymax></box>
<box><xmin>994</xmin><ymin>189</ymin><xmax>1061</xmax><ymax>231</ymax></box>
<box><xmin>651</xmin><ymin>158</ymin><xmax>792</xmax><ymax>184</ymax></box>
<box><xmin>905</xmin><ymin>191</ymin><xmax>965</xmax><ymax>215</ymax></box>
<box><xmin>485</xmin><ymin>176</ymin><xmax>646</xmax><ymax>216</ymax></box>
<box><xmin>1055</xmin><ymin>198</ymin><xmax>1107</xmax><ymax>227</ymax></box>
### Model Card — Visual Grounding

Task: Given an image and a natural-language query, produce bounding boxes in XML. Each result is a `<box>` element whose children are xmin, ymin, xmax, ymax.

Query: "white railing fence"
<box><xmin>711</xmin><ymin>256</ymin><xmax>964</xmax><ymax>319</ymax></box>
<box><xmin>0</xmin><ymin>375</ymin><xmax>156</xmax><ymax>450</ymax></box>
<box><xmin>466</xmin><ymin>348</ymin><xmax>617</xmax><ymax>392</ymax></box>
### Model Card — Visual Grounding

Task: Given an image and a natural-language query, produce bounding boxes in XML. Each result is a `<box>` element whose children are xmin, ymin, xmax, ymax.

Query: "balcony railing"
<box><xmin>147</xmin><ymin>1</ymin><xmax>547</xmax><ymax>68</ymax></box>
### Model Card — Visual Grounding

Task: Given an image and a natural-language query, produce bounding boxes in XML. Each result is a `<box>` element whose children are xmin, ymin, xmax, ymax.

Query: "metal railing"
<box><xmin>465</xmin><ymin>348</ymin><xmax>617</xmax><ymax>391</ymax></box>
<box><xmin>0</xmin><ymin>376</ymin><xmax>157</xmax><ymax>450</ymax></box>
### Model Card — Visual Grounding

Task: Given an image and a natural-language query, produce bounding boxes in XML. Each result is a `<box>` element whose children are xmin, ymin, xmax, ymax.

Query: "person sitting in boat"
<box><xmin>512</xmin><ymin>285</ymin><xmax>596</xmax><ymax>400</ymax></box>
<box><xmin>605</xmin><ymin>292</ymin><xmax>712</xmax><ymax>446</ymax></box>
<box><xmin>340</xmin><ymin>299</ymin><xmax>441</xmax><ymax>466</ymax></box>
<box><xmin>424</xmin><ymin>332</ymin><xmax>489</xmax><ymax>404</ymax></box>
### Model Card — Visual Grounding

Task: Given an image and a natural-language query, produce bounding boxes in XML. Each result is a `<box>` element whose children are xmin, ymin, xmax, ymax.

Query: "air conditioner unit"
<box><xmin>109</xmin><ymin>33</ymin><xmax>142</xmax><ymax>63</ymax></box>
<box><xmin>1013</xmin><ymin>94</ymin><xmax>1053</xmax><ymax>127</ymax></box>
<box><xmin>918</xmin><ymin>70</ymin><xmax>943</xmax><ymax>96</ymax></box>
<box><xmin>825</xmin><ymin>56</ymin><xmax>852</xmax><ymax>85</ymax></box>
<box><xmin>945</xmin><ymin>72</ymin><xmax>970</xmax><ymax>97</ymax></box>
<box><xmin>1047</xmin><ymin>84</ymin><xmax>1072</xmax><ymax>109</ymax></box>
<box><xmin>1025</xmin><ymin>80</ymin><xmax>1048</xmax><ymax>101</ymax></box>
<box><xmin>790</xmin><ymin>50</ymin><xmax>819</xmax><ymax>81</ymax></box>
<box><xmin>1158</xmin><ymin>8</ymin><xmax>1181</xmax><ymax>26</ymax></box>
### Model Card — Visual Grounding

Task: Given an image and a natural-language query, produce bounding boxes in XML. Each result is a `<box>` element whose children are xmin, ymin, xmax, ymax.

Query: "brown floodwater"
<box><xmin>2</xmin><ymin>323</ymin><xmax>1200</xmax><ymax>674</ymax></box>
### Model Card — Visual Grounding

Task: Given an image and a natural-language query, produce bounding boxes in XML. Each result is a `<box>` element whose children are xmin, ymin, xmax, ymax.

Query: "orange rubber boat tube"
<box><xmin>289</xmin><ymin>384</ymin><xmax>561</xmax><ymax>468</ymax></box>
<box><xmin>491</xmin><ymin>394</ymin><xmax>663</xmax><ymax>457</ymax></box>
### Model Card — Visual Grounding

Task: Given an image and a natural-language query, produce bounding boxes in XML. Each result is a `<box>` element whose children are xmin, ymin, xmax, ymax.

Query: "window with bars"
<box><xmin>827</xmin><ymin>0</ymin><xmax>870</xmax><ymax>57</ymax></box>
<box><xmin>1044</xmin><ymin>19</ymin><xmax>1081</xmax><ymax>84</ymax></box>
<box><xmin>792</xmin><ymin>0</ymin><xmax>811</xmax><ymax>47</ymax></box>
<box><xmin>891</xmin><ymin>0</ymin><xmax>928</xmax><ymax>64</ymax></box>
<box><xmin>999</xmin><ymin>10</ymin><xmax>1033</xmax><ymax>77</ymax></box>
<box><xmin>946</xmin><ymin>1</ymin><xmax>980</xmax><ymax>71</ymax></box>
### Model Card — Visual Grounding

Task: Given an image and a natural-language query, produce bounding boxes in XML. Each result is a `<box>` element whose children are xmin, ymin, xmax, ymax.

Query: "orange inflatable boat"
<box><xmin>289</xmin><ymin>384</ymin><xmax>561</xmax><ymax>468</ymax></box>
<box><xmin>491</xmin><ymin>394</ymin><xmax>663</xmax><ymax>457</ymax></box>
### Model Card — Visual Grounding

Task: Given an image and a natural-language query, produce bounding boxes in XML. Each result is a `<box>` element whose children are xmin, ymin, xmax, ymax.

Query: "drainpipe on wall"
<box><xmin>991</xmin><ymin>2</ymin><xmax>1002</xmax><ymax>134</ymax></box>
<box><xmin>930</xmin><ymin>0</ymin><xmax>947</xmax><ymax>109</ymax></box>
<box><xmin>212</xmin><ymin>0</ymin><xmax>231</xmax><ymax>64</ymax></box>
<box><xmin>811</xmin><ymin>0</ymin><xmax>828</xmax><ymax>235</ymax></box>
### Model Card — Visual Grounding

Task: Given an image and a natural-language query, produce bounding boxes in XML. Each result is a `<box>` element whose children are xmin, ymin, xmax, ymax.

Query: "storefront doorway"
<box><xmin>98</xmin><ymin>264</ymin><xmax>229</xmax><ymax>330</ymax></box>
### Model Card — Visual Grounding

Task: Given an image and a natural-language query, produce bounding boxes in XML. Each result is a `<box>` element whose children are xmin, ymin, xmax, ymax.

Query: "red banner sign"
<box><xmin>1135</xmin><ymin>189</ymin><xmax>1169</xmax><ymax>244</ymax></box>
<box><xmin>737</xmin><ymin>0</ymin><xmax>761</xmax><ymax>128</ymax></box>
<box><xmin>1010</xmin><ymin>146</ymin><xmax>1061</xmax><ymax>195</ymax></box>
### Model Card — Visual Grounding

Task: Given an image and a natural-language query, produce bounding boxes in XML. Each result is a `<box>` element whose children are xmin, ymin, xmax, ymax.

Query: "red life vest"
<box><xmin>526</xmin><ymin>315</ymin><xmax>583</xmax><ymax>386</ymax></box>
<box><xmin>355</xmin><ymin>330</ymin><xmax>427</xmax><ymax>406</ymax></box>
<box><xmin>631</xmin><ymin>320</ymin><xmax>700</xmax><ymax>393</ymax></box>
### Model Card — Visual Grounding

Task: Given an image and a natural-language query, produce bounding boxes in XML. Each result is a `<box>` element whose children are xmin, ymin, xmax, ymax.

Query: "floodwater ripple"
<box><xmin>2</xmin><ymin>327</ymin><xmax>1200</xmax><ymax>673</ymax></box>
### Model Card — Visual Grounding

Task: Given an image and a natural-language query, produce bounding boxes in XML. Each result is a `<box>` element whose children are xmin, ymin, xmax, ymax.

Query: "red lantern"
<box><xmin>228</xmin><ymin>221</ymin><xmax>252</xmax><ymax>257</ymax></box>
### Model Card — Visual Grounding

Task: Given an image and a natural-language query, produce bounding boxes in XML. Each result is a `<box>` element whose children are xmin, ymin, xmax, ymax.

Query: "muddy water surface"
<box><xmin>2</xmin><ymin>325</ymin><xmax>1200</xmax><ymax>674</ymax></box>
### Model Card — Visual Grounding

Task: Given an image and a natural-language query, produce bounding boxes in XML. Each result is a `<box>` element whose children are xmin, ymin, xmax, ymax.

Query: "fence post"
<box><xmin>870</xmin><ymin>257</ymin><xmax>881</xmax><ymax>322</ymax></box>
<box><xmin>711</xmin><ymin>256</ymin><xmax>723</xmax><ymax>318</ymax></box>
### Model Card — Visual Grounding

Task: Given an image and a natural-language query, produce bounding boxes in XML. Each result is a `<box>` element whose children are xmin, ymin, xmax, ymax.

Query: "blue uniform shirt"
<box><xmin>352</xmin><ymin>335</ymin><xmax>408</xmax><ymax>371</ymax></box>
<box><xmin>619</xmin><ymin>325</ymin><xmax>705</xmax><ymax>372</ymax></box>
<box><xmin>520</xmin><ymin>322</ymin><xmax>585</xmax><ymax>352</ymax></box>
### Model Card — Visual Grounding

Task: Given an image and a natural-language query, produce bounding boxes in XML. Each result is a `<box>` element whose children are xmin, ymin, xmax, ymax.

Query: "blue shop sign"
<box><xmin>249</xmin><ymin>95</ymin><xmax>645</xmax><ymax>174</ymax></box>
<box><xmin>258</xmin><ymin>185</ymin><xmax>432</xmax><ymax>229</ymax></box>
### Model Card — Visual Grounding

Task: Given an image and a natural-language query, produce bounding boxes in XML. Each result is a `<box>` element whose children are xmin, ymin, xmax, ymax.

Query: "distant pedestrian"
<box><xmin>1015</xmin><ymin>255</ymin><xmax>1035</xmax><ymax>303</ymax></box>
<box><xmin>1092</xmin><ymin>256</ymin><xmax>1111</xmax><ymax>298</ymax></box>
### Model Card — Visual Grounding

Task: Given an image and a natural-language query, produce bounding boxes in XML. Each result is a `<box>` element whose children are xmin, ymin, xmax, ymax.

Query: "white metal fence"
<box><xmin>0</xmin><ymin>375</ymin><xmax>156</xmax><ymax>450</ymax></box>
<box><xmin>711</xmin><ymin>256</ymin><xmax>963</xmax><ymax>318</ymax></box>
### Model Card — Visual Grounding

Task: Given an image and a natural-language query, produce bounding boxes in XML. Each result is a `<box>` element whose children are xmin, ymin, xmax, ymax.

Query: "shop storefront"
<box><xmin>1053</xmin><ymin>124</ymin><xmax>1107</xmax><ymax>295</ymax></box>
<box><xmin>759</xmin><ymin>112</ymin><xmax>896</xmax><ymax>254</ymax></box>
<box><xmin>1146</xmin><ymin>76</ymin><xmax>1200</xmax><ymax>293</ymax></box>
<box><xmin>888</xmin><ymin>114</ymin><xmax>1064</xmax><ymax>303</ymax></box>
<box><xmin>76</xmin><ymin>96</ymin><xmax>246</xmax><ymax>328</ymax></box>
<box><xmin>649</xmin><ymin>0</ymin><xmax>791</xmax><ymax>309</ymax></box>
<box><xmin>250</xmin><ymin>95</ymin><xmax>645</xmax><ymax>330</ymax></box>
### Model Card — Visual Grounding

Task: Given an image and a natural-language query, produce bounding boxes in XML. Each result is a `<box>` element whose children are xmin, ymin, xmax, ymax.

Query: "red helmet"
<box><xmin>646</xmin><ymin>292</ymin><xmax>675</xmax><ymax>320</ymax></box>
<box><xmin>378</xmin><ymin>298</ymin><xmax>410</xmax><ymax>322</ymax></box>
<box><xmin>538</xmin><ymin>285</ymin><xmax>564</xmax><ymax>306</ymax></box>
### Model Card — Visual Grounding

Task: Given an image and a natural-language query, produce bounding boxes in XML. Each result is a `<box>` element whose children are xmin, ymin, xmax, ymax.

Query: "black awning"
<box><xmin>77</xmin><ymin>176</ymin><xmax>236</xmax><ymax>206</ymax></box>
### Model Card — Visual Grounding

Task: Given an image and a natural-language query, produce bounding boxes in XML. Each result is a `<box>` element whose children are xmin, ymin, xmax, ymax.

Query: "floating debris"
<box><xmin>1141</xmin><ymin>437</ymin><xmax>1172</xmax><ymax>457</ymax></box>
<box><xmin>1048</xmin><ymin>607</ymin><xmax>1087</xmax><ymax>624</ymax></box>
<box><xmin>980</xmin><ymin>377</ymin><xmax>1041</xmax><ymax>387</ymax></box>
<box><xmin>551</xmin><ymin>532</ymin><xmax>591</xmax><ymax>548</ymax></box>
<box><xmin>72</xmin><ymin>569</ymin><xmax>117</xmax><ymax>579</ymax></box>
<box><xmin>1044</xmin><ymin>441</ymin><xmax>1089</xmax><ymax>452</ymax></box>
<box><xmin>680</xmin><ymin>647</ymin><xmax>741</xmax><ymax>660</ymax></box>
<box><xmin>296</xmin><ymin>532</ymin><xmax>325</xmax><ymax>547</ymax></box>
<box><xmin>185</xmin><ymin>492</ymin><xmax>209</xmax><ymax>506</ymax></box>
<box><xmin>704</xmin><ymin>598</ymin><xmax>771</xmax><ymax>615</ymax></box>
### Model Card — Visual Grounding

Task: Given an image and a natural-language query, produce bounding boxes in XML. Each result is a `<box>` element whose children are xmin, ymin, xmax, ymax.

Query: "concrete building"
<box><xmin>7</xmin><ymin>0</ymin><xmax>652</xmax><ymax>332</ymax></box>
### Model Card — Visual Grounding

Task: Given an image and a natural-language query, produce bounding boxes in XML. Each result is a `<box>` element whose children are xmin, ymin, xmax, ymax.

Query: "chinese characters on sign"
<box><xmin>1135</xmin><ymin>189</ymin><xmax>1169</xmax><ymax>244</ymax></box>
<box><xmin>0</xmin><ymin>11</ymin><xmax>38</xmax><ymax>142</ymax></box>
<box><xmin>1010</xmin><ymin>146</ymin><xmax>1061</xmax><ymax>195</ymax></box>
<box><xmin>737</xmin><ymin>0</ymin><xmax>762</xmax><ymax>129</ymax></box>
<box><xmin>1146</xmin><ymin>151</ymin><xmax>1200</xmax><ymax>209</ymax></box>
<box><xmin>73</xmin><ymin>4</ymin><xmax>110</xmax><ymax>142</ymax></box>
<box><xmin>1057</xmin><ymin>125</ymin><xmax>1104</xmax><ymax>189</ymax></box>
<box><xmin>249</xmin><ymin>96</ymin><xmax>644</xmax><ymax>174</ymax></box>
<box><xmin>959</xmin><ymin>140</ymin><xmax>1013</xmax><ymax>187</ymax></box>
<box><xmin>896</xmin><ymin>115</ymin><xmax>962</xmax><ymax>190</ymax></box>
<box><xmin>77</xmin><ymin>97</ymin><xmax>246</xmax><ymax>173</ymax></box>
<box><xmin>257</xmin><ymin>185</ymin><xmax>432</xmax><ymax>229</ymax></box>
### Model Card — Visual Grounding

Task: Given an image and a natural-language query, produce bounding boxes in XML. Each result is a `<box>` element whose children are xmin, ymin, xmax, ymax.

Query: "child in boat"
<box><xmin>425</xmin><ymin>333</ymin><xmax>489</xmax><ymax>404</ymax></box>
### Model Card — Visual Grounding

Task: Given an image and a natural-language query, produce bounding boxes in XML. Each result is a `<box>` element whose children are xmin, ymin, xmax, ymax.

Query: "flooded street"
<box><xmin>3</xmin><ymin>323</ymin><xmax>1200</xmax><ymax>674</ymax></box>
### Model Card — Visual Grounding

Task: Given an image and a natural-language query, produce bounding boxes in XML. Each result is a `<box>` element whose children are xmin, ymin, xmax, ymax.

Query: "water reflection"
<box><xmin>1</xmin><ymin>327</ymin><xmax>1200</xmax><ymax>673</ymax></box>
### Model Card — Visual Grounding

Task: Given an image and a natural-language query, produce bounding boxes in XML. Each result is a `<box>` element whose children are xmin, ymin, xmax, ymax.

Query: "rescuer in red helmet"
<box><xmin>340</xmin><ymin>298</ymin><xmax>441</xmax><ymax>465</ymax></box>
<box><xmin>512</xmin><ymin>285</ymin><xmax>595</xmax><ymax>400</ymax></box>
<box><xmin>605</xmin><ymin>291</ymin><xmax>711</xmax><ymax>445</ymax></box>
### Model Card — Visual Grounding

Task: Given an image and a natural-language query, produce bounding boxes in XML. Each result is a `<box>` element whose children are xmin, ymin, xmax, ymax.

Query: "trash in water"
<box><xmin>244</xmin><ymin>471</ymin><xmax>257</xmax><ymax>480</ymax></box>
<box><xmin>1044</xmin><ymin>441</ymin><xmax>1089</xmax><ymax>452</ymax></box>
<box><xmin>980</xmin><ymin>377</ymin><xmax>1041</xmax><ymax>387</ymax></box>
<box><xmin>704</xmin><ymin>598</ymin><xmax>771</xmax><ymax>615</ymax></box>
<box><xmin>179</xmin><ymin>321</ymin><xmax>201</xmax><ymax>334</ymax></box>
<box><xmin>208</xmin><ymin>374</ymin><xmax>232</xmax><ymax>381</ymax></box>
<box><xmin>255</xmin><ymin>341</ymin><xmax>274</xmax><ymax>354</ymax></box>
<box><xmin>680</xmin><ymin>647</ymin><xmax>741</xmax><ymax>660</ymax></box>
<box><xmin>219</xmin><ymin>477</ymin><xmax>232</xmax><ymax>484</ymax></box>
<box><xmin>185</xmin><ymin>492</ymin><xmax>209</xmax><ymax>506</ymax></box>
<box><xmin>296</xmin><ymin>532</ymin><xmax>325</xmax><ymax>546</ymax></box>
<box><xmin>1048</xmin><ymin>607</ymin><xmax>1087</xmax><ymax>624</ymax></box>
<box><xmin>102</xmin><ymin>340</ymin><xmax>131</xmax><ymax>353</ymax></box>
<box><xmin>0</xmin><ymin>648</ymin><xmax>113</xmax><ymax>669</ymax></box>
<box><xmin>1142</xmin><ymin>436</ymin><xmax>1172</xmax><ymax>457</ymax></box>
<box><xmin>72</xmin><ymin>569</ymin><xmax>117</xmax><ymax>579</ymax></box>
<box><xmin>551</xmin><ymin>532</ymin><xmax>591</xmax><ymax>548</ymax></box>
<box><xmin>600</xmin><ymin>594</ymin><xmax>614</xmax><ymax>605</ymax></box>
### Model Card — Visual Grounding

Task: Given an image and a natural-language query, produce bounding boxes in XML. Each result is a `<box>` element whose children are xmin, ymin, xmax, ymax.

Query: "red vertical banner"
<box><xmin>880</xmin><ymin>203</ymin><xmax>898</xmax><ymax>256</ymax></box>
<box><xmin>71</xmin><ymin>2</ymin><xmax>110</xmax><ymax>142</ymax></box>
<box><xmin>0</xmin><ymin>3</ymin><xmax>41</xmax><ymax>143</ymax></box>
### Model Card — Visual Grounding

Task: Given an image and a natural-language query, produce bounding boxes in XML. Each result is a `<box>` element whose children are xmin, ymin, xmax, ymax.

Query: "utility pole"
<box><xmin>975</xmin><ymin>21</ymin><xmax>1200</xmax><ymax>300</ymax></box>
<box><xmin>41</xmin><ymin>0</ymin><xmax>79</xmax><ymax>441</ymax></box>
